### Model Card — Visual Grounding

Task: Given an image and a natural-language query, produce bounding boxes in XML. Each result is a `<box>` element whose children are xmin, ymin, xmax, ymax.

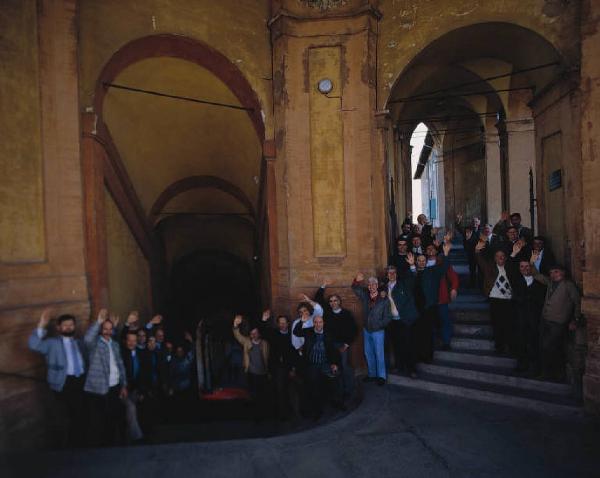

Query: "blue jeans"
<box><xmin>363</xmin><ymin>329</ymin><xmax>386</xmax><ymax>379</ymax></box>
<box><xmin>438</xmin><ymin>303</ymin><xmax>452</xmax><ymax>346</ymax></box>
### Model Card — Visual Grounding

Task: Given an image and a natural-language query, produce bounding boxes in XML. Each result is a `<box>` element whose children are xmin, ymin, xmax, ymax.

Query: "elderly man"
<box><xmin>233</xmin><ymin>315</ymin><xmax>270</xmax><ymax>418</ymax></box>
<box><xmin>530</xmin><ymin>253</ymin><xmax>582</xmax><ymax>381</ymax></box>
<box><xmin>352</xmin><ymin>273</ymin><xmax>393</xmax><ymax>385</ymax></box>
<box><xmin>512</xmin><ymin>259</ymin><xmax>547</xmax><ymax>375</ymax></box>
<box><xmin>476</xmin><ymin>241</ymin><xmax>521</xmax><ymax>354</ymax></box>
<box><xmin>28</xmin><ymin>309</ymin><xmax>87</xmax><ymax>447</ymax></box>
<box><xmin>293</xmin><ymin>314</ymin><xmax>342</xmax><ymax>417</ymax></box>
<box><xmin>84</xmin><ymin>309</ymin><xmax>127</xmax><ymax>446</ymax></box>
<box><xmin>315</xmin><ymin>281</ymin><xmax>358</xmax><ymax>397</ymax></box>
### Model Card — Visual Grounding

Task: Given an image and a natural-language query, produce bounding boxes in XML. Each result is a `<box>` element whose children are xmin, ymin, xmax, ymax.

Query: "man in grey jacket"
<box><xmin>28</xmin><ymin>308</ymin><xmax>87</xmax><ymax>447</ymax></box>
<box><xmin>530</xmin><ymin>252</ymin><xmax>582</xmax><ymax>381</ymax></box>
<box><xmin>84</xmin><ymin>308</ymin><xmax>128</xmax><ymax>446</ymax></box>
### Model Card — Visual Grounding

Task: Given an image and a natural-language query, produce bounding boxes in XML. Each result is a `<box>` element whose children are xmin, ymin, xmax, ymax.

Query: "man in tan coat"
<box><xmin>233</xmin><ymin>315</ymin><xmax>270</xmax><ymax>418</ymax></box>
<box><xmin>530</xmin><ymin>251</ymin><xmax>581</xmax><ymax>381</ymax></box>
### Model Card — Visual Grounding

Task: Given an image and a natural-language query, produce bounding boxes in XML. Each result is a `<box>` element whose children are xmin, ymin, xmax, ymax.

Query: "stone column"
<box><xmin>580</xmin><ymin>0</ymin><xmax>600</xmax><ymax>415</ymax></box>
<box><xmin>506</xmin><ymin>118</ymin><xmax>536</xmax><ymax>227</ymax></box>
<box><xmin>269</xmin><ymin>1</ymin><xmax>384</xmax><ymax>317</ymax></box>
<box><xmin>485</xmin><ymin>122</ymin><xmax>503</xmax><ymax>224</ymax></box>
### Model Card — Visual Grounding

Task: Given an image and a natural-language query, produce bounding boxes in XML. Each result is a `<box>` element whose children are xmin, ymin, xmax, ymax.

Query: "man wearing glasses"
<box><xmin>315</xmin><ymin>280</ymin><xmax>358</xmax><ymax>398</ymax></box>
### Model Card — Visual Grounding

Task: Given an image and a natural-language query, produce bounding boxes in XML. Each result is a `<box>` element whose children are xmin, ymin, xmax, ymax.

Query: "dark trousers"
<box><xmin>53</xmin><ymin>375</ymin><xmax>86</xmax><ymax>448</ymax></box>
<box><xmin>333</xmin><ymin>343</ymin><xmax>354</xmax><ymax>397</ymax></box>
<box><xmin>489</xmin><ymin>298</ymin><xmax>516</xmax><ymax>353</ymax></box>
<box><xmin>389</xmin><ymin>320</ymin><xmax>417</xmax><ymax>373</ymax></box>
<box><xmin>541</xmin><ymin>320</ymin><xmax>568</xmax><ymax>380</ymax></box>
<box><xmin>87</xmin><ymin>385</ymin><xmax>124</xmax><ymax>446</ymax></box>
<box><xmin>247</xmin><ymin>372</ymin><xmax>269</xmax><ymax>418</ymax></box>
<box><xmin>305</xmin><ymin>364</ymin><xmax>342</xmax><ymax>416</ymax></box>
<box><xmin>415</xmin><ymin>307</ymin><xmax>437</xmax><ymax>362</ymax></box>
<box><xmin>515</xmin><ymin>304</ymin><xmax>542</xmax><ymax>372</ymax></box>
<box><xmin>273</xmin><ymin>365</ymin><xmax>292</xmax><ymax>419</ymax></box>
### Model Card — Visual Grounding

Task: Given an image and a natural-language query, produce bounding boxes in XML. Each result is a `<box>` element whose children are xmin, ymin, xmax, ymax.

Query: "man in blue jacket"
<box><xmin>28</xmin><ymin>308</ymin><xmax>87</xmax><ymax>447</ymax></box>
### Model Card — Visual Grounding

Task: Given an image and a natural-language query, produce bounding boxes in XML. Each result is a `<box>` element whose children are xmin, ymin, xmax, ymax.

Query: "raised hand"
<box><xmin>512</xmin><ymin>241</ymin><xmax>523</xmax><ymax>256</ymax></box>
<box><xmin>321</xmin><ymin>278</ymin><xmax>333</xmax><ymax>288</ymax></box>
<box><xmin>456</xmin><ymin>213</ymin><xmax>463</xmax><ymax>223</ymax></box>
<box><xmin>530</xmin><ymin>250</ymin><xmax>540</xmax><ymax>265</ymax></box>
<box><xmin>355</xmin><ymin>272</ymin><xmax>365</xmax><ymax>282</ymax></box>
<box><xmin>184</xmin><ymin>331</ymin><xmax>193</xmax><ymax>343</ymax></box>
<box><xmin>261</xmin><ymin>309</ymin><xmax>271</xmax><ymax>322</ymax></box>
<box><xmin>97</xmin><ymin>308</ymin><xmax>108</xmax><ymax>323</ymax></box>
<box><xmin>110</xmin><ymin>314</ymin><xmax>121</xmax><ymax>327</ymax></box>
<box><xmin>442</xmin><ymin>241</ymin><xmax>452</xmax><ymax>256</ymax></box>
<box><xmin>406</xmin><ymin>252</ymin><xmax>415</xmax><ymax>266</ymax></box>
<box><xmin>150</xmin><ymin>314</ymin><xmax>163</xmax><ymax>325</ymax></box>
<box><xmin>126</xmin><ymin>311</ymin><xmax>139</xmax><ymax>326</ymax></box>
<box><xmin>38</xmin><ymin>308</ymin><xmax>52</xmax><ymax>329</ymax></box>
<box><xmin>233</xmin><ymin>315</ymin><xmax>243</xmax><ymax>328</ymax></box>
<box><xmin>475</xmin><ymin>240</ymin><xmax>486</xmax><ymax>253</ymax></box>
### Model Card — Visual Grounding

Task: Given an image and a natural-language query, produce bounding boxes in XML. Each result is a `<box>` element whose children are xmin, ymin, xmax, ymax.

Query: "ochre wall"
<box><xmin>79</xmin><ymin>0</ymin><xmax>273</xmax><ymax>135</ymax></box>
<box><xmin>0</xmin><ymin>0</ymin><xmax>45</xmax><ymax>262</ymax></box>
<box><xmin>0</xmin><ymin>0</ymin><xmax>89</xmax><ymax>451</ymax></box>
<box><xmin>105</xmin><ymin>189</ymin><xmax>152</xmax><ymax>320</ymax></box>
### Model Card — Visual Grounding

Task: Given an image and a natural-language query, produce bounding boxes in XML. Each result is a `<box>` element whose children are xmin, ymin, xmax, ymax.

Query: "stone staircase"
<box><xmin>388</xmin><ymin>241</ymin><xmax>584</xmax><ymax>418</ymax></box>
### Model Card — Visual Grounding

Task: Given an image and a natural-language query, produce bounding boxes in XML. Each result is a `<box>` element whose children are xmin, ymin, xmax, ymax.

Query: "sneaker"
<box><xmin>376</xmin><ymin>378</ymin><xmax>386</xmax><ymax>386</ymax></box>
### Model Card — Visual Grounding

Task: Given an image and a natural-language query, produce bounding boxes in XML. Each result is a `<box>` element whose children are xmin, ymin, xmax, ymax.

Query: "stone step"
<box><xmin>453</xmin><ymin>294</ymin><xmax>487</xmax><ymax>304</ymax></box>
<box><xmin>416</xmin><ymin>363</ymin><xmax>573</xmax><ymax>397</ymax></box>
<box><xmin>451</xmin><ymin>337</ymin><xmax>495</xmax><ymax>351</ymax></box>
<box><xmin>387</xmin><ymin>374</ymin><xmax>583</xmax><ymax>418</ymax></box>
<box><xmin>453</xmin><ymin>323</ymin><xmax>493</xmax><ymax>338</ymax></box>
<box><xmin>434</xmin><ymin>349</ymin><xmax>517</xmax><ymax>369</ymax></box>
<box><xmin>451</xmin><ymin>309</ymin><xmax>490</xmax><ymax>323</ymax></box>
<box><xmin>449</xmin><ymin>301</ymin><xmax>489</xmax><ymax>311</ymax></box>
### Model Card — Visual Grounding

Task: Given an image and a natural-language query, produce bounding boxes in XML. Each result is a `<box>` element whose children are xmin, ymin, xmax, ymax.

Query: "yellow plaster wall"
<box><xmin>309</xmin><ymin>46</ymin><xmax>346</xmax><ymax>257</ymax></box>
<box><xmin>103</xmin><ymin>57</ymin><xmax>262</xmax><ymax>214</ymax></box>
<box><xmin>0</xmin><ymin>0</ymin><xmax>45</xmax><ymax>262</ymax></box>
<box><xmin>105</xmin><ymin>188</ymin><xmax>152</xmax><ymax>320</ymax></box>
<box><xmin>79</xmin><ymin>0</ymin><xmax>273</xmax><ymax>136</ymax></box>
<box><xmin>377</xmin><ymin>0</ymin><xmax>580</xmax><ymax>108</ymax></box>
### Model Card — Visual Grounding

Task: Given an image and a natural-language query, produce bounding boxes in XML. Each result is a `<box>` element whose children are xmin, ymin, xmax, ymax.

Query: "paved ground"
<box><xmin>4</xmin><ymin>383</ymin><xmax>600</xmax><ymax>478</ymax></box>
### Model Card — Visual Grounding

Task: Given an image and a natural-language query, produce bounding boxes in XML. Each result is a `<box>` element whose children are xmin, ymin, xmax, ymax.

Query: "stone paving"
<box><xmin>4</xmin><ymin>382</ymin><xmax>599</xmax><ymax>478</ymax></box>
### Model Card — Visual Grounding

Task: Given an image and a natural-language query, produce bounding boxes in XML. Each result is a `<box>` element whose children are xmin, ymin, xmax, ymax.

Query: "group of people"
<box><xmin>455</xmin><ymin>211</ymin><xmax>582</xmax><ymax>379</ymax></box>
<box><xmin>29</xmin><ymin>212</ymin><xmax>582</xmax><ymax>448</ymax></box>
<box><xmin>29</xmin><ymin>309</ymin><xmax>194</xmax><ymax>447</ymax></box>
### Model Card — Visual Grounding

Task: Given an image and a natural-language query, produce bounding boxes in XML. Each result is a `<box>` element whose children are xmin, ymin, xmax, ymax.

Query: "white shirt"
<box><xmin>533</xmin><ymin>249</ymin><xmax>544</xmax><ymax>271</ymax></box>
<box><xmin>524</xmin><ymin>275</ymin><xmax>534</xmax><ymax>286</ymax></box>
<box><xmin>490</xmin><ymin>265</ymin><xmax>512</xmax><ymax>299</ymax></box>
<box><xmin>291</xmin><ymin>303</ymin><xmax>323</xmax><ymax>350</ymax></box>
<box><xmin>101</xmin><ymin>337</ymin><xmax>120</xmax><ymax>387</ymax></box>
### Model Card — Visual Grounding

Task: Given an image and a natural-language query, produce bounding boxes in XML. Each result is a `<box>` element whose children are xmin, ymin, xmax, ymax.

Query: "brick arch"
<box><xmin>94</xmin><ymin>33</ymin><xmax>265</xmax><ymax>141</ymax></box>
<box><xmin>149</xmin><ymin>175</ymin><xmax>256</xmax><ymax>226</ymax></box>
